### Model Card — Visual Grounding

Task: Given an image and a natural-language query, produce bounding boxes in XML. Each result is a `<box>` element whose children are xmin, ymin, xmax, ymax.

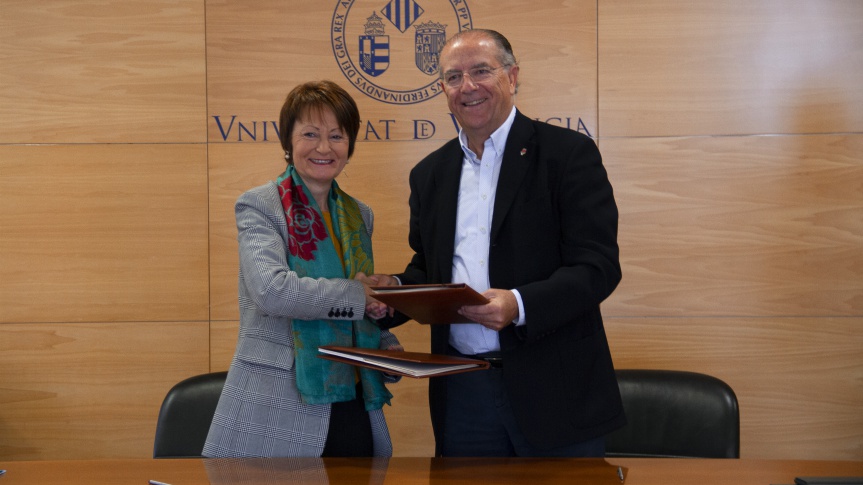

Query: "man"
<box><xmin>375</xmin><ymin>29</ymin><xmax>625</xmax><ymax>457</ymax></box>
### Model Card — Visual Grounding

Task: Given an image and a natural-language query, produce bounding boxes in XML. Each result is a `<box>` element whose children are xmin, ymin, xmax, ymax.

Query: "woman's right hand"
<box><xmin>356</xmin><ymin>272</ymin><xmax>390</xmax><ymax>319</ymax></box>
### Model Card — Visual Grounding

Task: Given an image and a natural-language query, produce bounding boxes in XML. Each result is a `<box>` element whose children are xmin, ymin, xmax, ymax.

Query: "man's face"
<box><xmin>439</xmin><ymin>34</ymin><xmax>519</xmax><ymax>144</ymax></box>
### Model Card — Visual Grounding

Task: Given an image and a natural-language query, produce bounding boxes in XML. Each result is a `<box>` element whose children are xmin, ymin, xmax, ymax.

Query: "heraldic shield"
<box><xmin>360</xmin><ymin>35</ymin><xmax>390</xmax><ymax>77</ymax></box>
<box><xmin>415</xmin><ymin>21</ymin><xmax>446</xmax><ymax>76</ymax></box>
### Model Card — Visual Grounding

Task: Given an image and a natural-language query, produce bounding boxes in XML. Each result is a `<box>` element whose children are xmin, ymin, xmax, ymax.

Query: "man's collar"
<box><xmin>457</xmin><ymin>106</ymin><xmax>518</xmax><ymax>161</ymax></box>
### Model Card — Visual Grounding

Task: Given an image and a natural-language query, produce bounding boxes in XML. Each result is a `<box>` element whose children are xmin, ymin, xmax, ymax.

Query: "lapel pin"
<box><xmin>520</xmin><ymin>148</ymin><xmax>527</xmax><ymax>156</ymax></box>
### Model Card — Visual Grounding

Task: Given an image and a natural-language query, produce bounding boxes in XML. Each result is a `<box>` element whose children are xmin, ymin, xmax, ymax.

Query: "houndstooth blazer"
<box><xmin>202</xmin><ymin>181</ymin><xmax>400</xmax><ymax>458</ymax></box>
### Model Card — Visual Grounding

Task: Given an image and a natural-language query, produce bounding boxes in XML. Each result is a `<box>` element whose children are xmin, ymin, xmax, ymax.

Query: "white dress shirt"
<box><xmin>449</xmin><ymin>107</ymin><xmax>526</xmax><ymax>355</ymax></box>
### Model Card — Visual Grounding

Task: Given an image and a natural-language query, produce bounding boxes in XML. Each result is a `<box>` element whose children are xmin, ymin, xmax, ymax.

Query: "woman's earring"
<box><xmin>284</xmin><ymin>151</ymin><xmax>291</xmax><ymax>161</ymax></box>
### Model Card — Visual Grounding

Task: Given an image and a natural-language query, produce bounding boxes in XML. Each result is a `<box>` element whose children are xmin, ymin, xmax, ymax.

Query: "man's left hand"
<box><xmin>458</xmin><ymin>289</ymin><xmax>519</xmax><ymax>331</ymax></box>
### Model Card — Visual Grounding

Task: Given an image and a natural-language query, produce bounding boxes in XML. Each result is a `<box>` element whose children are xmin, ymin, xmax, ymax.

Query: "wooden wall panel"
<box><xmin>606</xmin><ymin>317</ymin><xmax>863</xmax><ymax>461</ymax></box>
<box><xmin>0</xmin><ymin>0</ymin><xmax>206</xmax><ymax>144</ymax></box>
<box><xmin>473</xmin><ymin>1</ymin><xmax>598</xmax><ymax>130</ymax></box>
<box><xmin>600</xmin><ymin>135</ymin><xmax>863</xmax><ymax>317</ymax></box>
<box><xmin>598</xmin><ymin>1</ymin><xmax>863</xmax><ymax>137</ymax></box>
<box><xmin>0</xmin><ymin>144</ymin><xmax>209</xmax><ymax>324</ymax></box>
<box><xmin>0</xmin><ymin>321</ymin><xmax>209</xmax><ymax>461</ymax></box>
<box><xmin>601</xmin><ymin>133</ymin><xmax>863</xmax><ymax>457</ymax></box>
<box><xmin>206</xmin><ymin>0</ymin><xmax>598</xmax><ymax>142</ymax></box>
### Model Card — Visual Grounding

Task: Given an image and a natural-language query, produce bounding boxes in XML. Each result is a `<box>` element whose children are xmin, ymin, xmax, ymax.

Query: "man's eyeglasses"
<box><xmin>440</xmin><ymin>65</ymin><xmax>511</xmax><ymax>89</ymax></box>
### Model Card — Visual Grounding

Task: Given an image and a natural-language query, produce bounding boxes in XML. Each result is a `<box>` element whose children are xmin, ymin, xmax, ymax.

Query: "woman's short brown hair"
<box><xmin>278</xmin><ymin>80</ymin><xmax>361</xmax><ymax>163</ymax></box>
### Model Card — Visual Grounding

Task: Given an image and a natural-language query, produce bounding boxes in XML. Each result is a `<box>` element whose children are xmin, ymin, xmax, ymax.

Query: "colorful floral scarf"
<box><xmin>276</xmin><ymin>165</ymin><xmax>391</xmax><ymax>411</ymax></box>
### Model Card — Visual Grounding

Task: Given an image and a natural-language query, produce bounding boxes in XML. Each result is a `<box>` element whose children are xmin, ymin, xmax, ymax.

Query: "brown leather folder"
<box><xmin>317</xmin><ymin>345</ymin><xmax>490</xmax><ymax>378</ymax></box>
<box><xmin>370</xmin><ymin>283</ymin><xmax>489</xmax><ymax>324</ymax></box>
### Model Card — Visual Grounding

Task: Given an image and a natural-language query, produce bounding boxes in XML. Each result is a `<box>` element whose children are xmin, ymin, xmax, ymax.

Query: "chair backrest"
<box><xmin>605</xmin><ymin>369</ymin><xmax>740</xmax><ymax>458</ymax></box>
<box><xmin>153</xmin><ymin>371</ymin><xmax>227</xmax><ymax>458</ymax></box>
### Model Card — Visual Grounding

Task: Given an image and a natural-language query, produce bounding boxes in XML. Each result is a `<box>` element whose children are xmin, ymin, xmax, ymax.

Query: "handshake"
<box><xmin>355</xmin><ymin>272</ymin><xmax>399</xmax><ymax>320</ymax></box>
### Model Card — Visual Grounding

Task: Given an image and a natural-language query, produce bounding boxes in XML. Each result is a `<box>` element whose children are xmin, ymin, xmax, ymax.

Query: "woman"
<box><xmin>203</xmin><ymin>80</ymin><xmax>399</xmax><ymax>458</ymax></box>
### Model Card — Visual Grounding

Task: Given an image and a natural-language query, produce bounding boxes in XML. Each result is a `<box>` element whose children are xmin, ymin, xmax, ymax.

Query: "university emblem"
<box><xmin>331</xmin><ymin>0</ymin><xmax>473</xmax><ymax>105</ymax></box>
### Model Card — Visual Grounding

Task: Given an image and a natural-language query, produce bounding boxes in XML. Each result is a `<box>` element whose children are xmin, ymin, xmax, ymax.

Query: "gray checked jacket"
<box><xmin>203</xmin><ymin>181</ymin><xmax>400</xmax><ymax>458</ymax></box>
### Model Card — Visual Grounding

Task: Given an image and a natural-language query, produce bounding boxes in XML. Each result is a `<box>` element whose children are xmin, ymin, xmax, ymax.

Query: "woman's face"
<box><xmin>290</xmin><ymin>107</ymin><xmax>350</xmax><ymax>193</ymax></box>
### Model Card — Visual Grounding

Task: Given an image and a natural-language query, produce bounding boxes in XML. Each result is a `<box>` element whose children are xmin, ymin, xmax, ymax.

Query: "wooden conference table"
<box><xmin>0</xmin><ymin>457</ymin><xmax>861</xmax><ymax>485</ymax></box>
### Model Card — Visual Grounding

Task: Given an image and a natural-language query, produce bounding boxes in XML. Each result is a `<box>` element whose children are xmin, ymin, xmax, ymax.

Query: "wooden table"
<box><xmin>0</xmin><ymin>457</ymin><xmax>860</xmax><ymax>484</ymax></box>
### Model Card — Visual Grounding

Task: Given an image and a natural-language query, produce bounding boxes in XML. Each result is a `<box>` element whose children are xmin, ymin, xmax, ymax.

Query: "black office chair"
<box><xmin>605</xmin><ymin>369</ymin><xmax>740</xmax><ymax>458</ymax></box>
<box><xmin>153</xmin><ymin>371</ymin><xmax>227</xmax><ymax>458</ymax></box>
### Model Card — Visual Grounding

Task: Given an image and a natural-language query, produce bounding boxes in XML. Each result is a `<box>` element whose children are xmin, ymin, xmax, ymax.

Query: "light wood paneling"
<box><xmin>601</xmin><ymin>134</ymin><xmax>863</xmax><ymax>317</ymax></box>
<box><xmin>205</xmin><ymin>0</ymin><xmax>329</xmax><ymax>126</ymax></box>
<box><xmin>0</xmin><ymin>144</ymin><xmax>209</xmax><ymax>323</ymax></box>
<box><xmin>599</xmin><ymin>1</ymin><xmax>863</xmax><ymax>137</ymax></box>
<box><xmin>0</xmin><ymin>0</ymin><xmax>206</xmax><ymax>144</ymax></box>
<box><xmin>210</xmin><ymin>319</ymin><xmax>239</xmax><ymax>371</ymax></box>
<box><xmin>606</xmin><ymin>316</ymin><xmax>863</xmax><ymax>461</ymax></box>
<box><xmin>206</xmin><ymin>0</ymin><xmax>598</xmax><ymax>142</ymax></box>
<box><xmin>473</xmin><ymin>0</ymin><xmax>598</xmax><ymax>131</ymax></box>
<box><xmin>0</xmin><ymin>321</ymin><xmax>209</xmax><ymax>460</ymax></box>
